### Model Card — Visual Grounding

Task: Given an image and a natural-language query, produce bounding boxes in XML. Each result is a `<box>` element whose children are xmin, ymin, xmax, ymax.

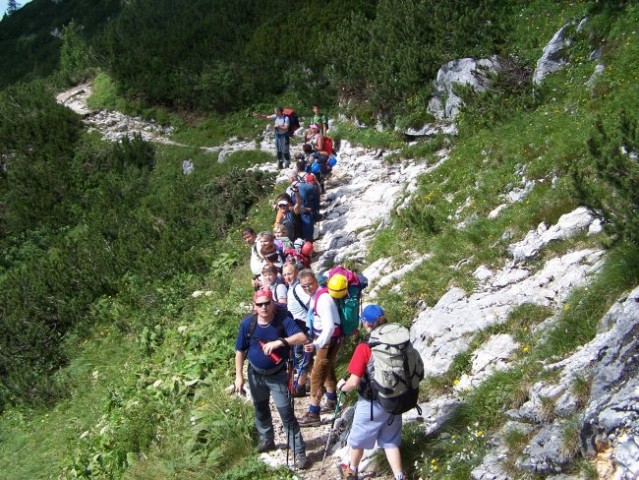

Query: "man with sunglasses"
<box><xmin>234</xmin><ymin>289</ymin><xmax>311</xmax><ymax>469</ymax></box>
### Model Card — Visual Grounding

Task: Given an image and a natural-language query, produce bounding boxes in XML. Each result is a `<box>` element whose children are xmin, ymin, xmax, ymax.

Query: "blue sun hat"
<box><xmin>360</xmin><ymin>304</ymin><xmax>384</xmax><ymax>324</ymax></box>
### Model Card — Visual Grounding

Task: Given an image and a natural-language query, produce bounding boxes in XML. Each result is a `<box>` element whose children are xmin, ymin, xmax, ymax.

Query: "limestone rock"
<box><xmin>516</xmin><ymin>421</ymin><xmax>574</xmax><ymax>474</ymax></box>
<box><xmin>428</xmin><ymin>57</ymin><xmax>502</xmax><ymax>121</ymax></box>
<box><xmin>533</xmin><ymin>24</ymin><xmax>573</xmax><ymax>85</ymax></box>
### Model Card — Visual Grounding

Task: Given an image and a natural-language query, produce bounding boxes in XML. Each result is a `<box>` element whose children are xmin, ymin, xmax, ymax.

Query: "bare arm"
<box><xmin>234</xmin><ymin>350</ymin><xmax>247</xmax><ymax>394</ymax></box>
<box><xmin>337</xmin><ymin>373</ymin><xmax>361</xmax><ymax>392</ymax></box>
<box><xmin>262</xmin><ymin>331</ymin><xmax>307</xmax><ymax>356</ymax></box>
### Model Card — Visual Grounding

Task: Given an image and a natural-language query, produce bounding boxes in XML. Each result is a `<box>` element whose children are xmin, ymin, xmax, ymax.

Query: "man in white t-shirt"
<box><xmin>282</xmin><ymin>262</ymin><xmax>312</xmax><ymax>396</ymax></box>
<box><xmin>296</xmin><ymin>269</ymin><xmax>341</xmax><ymax>426</ymax></box>
<box><xmin>253</xmin><ymin>107</ymin><xmax>291</xmax><ymax>169</ymax></box>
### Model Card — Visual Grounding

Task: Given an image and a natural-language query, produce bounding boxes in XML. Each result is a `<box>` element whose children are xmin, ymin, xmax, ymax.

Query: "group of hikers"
<box><xmin>234</xmin><ymin>106</ymin><xmax>423</xmax><ymax>480</ymax></box>
<box><xmin>253</xmin><ymin>105</ymin><xmax>335</xmax><ymax>189</ymax></box>
<box><xmin>234</xmin><ymin>181</ymin><xmax>423</xmax><ymax>480</ymax></box>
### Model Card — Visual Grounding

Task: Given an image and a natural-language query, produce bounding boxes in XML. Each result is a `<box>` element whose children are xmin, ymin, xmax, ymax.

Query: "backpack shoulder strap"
<box><xmin>292</xmin><ymin>284</ymin><xmax>309</xmax><ymax>312</ymax></box>
<box><xmin>245</xmin><ymin>314</ymin><xmax>258</xmax><ymax>344</ymax></box>
<box><xmin>312</xmin><ymin>287</ymin><xmax>329</xmax><ymax>314</ymax></box>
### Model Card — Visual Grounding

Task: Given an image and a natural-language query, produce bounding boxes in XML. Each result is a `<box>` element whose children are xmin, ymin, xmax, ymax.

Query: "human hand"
<box><xmin>337</xmin><ymin>378</ymin><xmax>346</xmax><ymax>392</ymax></box>
<box><xmin>303</xmin><ymin>342</ymin><xmax>315</xmax><ymax>353</ymax></box>
<box><xmin>234</xmin><ymin>377</ymin><xmax>245</xmax><ymax>395</ymax></box>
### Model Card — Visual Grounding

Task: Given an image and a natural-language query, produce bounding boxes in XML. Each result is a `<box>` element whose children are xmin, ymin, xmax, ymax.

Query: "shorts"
<box><xmin>347</xmin><ymin>396</ymin><xmax>402</xmax><ymax>450</ymax></box>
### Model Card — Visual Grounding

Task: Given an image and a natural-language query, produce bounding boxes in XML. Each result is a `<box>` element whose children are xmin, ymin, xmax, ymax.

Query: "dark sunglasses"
<box><xmin>255</xmin><ymin>301</ymin><xmax>272</xmax><ymax>307</ymax></box>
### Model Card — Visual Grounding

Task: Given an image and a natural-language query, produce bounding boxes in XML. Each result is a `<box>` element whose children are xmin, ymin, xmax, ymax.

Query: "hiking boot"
<box><xmin>320</xmin><ymin>399</ymin><xmax>337</xmax><ymax>414</ymax></box>
<box><xmin>294</xmin><ymin>451</ymin><xmax>311</xmax><ymax>470</ymax></box>
<box><xmin>256</xmin><ymin>438</ymin><xmax>275</xmax><ymax>453</ymax></box>
<box><xmin>338</xmin><ymin>463</ymin><xmax>358</xmax><ymax>480</ymax></box>
<box><xmin>298</xmin><ymin>411</ymin><xmax>321</xmax><ymax>427</ymax></box>
<box><xmin>292</xmin><ymin>384</ymin><xmax>307</xmax><ymax>398</ymax></box>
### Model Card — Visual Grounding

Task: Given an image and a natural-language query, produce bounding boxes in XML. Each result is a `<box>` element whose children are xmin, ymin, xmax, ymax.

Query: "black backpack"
<box><xmin>244</xmin><ymin>304</ymin><xmax>292</xmax><ymax>344</ymax></box>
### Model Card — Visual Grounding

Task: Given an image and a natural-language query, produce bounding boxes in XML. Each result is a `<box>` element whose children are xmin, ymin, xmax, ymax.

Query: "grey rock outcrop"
<box><xmin>533</xmin><ymin>23</ymin><xmax>574</xmax><ymax>85</ymax></box>
<box><xmin>578</xmin><ymin>287</ymin><xmax>639</xmax><ymax>478</ymax></box>
<box><xmin>428</xmin><ymin>57</ymin><xmax>502</xmax><ymax>121</ymax></box>
<box><xmin>411</xmin><ymin>208</ymin><xmax>603</xmax><ymax>377</ymax></box>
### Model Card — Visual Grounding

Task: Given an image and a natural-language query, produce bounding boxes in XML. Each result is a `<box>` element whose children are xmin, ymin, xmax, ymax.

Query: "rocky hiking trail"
<box><xmin>56</xmin><ymin>79</ymin><xmax>639</xmax><ymax>478</ymax></box>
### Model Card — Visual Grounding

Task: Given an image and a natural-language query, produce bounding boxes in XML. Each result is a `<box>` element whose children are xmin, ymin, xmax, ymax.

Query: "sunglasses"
<box><xmin>255</xmin><ymin>301</ymin><xmax>272</xmax><ymax>308</ymax></box>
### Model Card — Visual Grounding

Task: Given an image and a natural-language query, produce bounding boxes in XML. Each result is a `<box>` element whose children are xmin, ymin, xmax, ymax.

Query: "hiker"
<box><xmin>261</xmin><ymin>264</ymin><xmax>288</xmax><ymax>304</ymax></box>
<box><xmin>297</xmin><ymin>269</ymin><xmax>342</xmax><ymax>426</ymax></box>
<box><xmin>335</xmin><ymin>305</ymin><xmax>407</xmax><ymax>480</ymax></box>
<box><xmin>260</xmin><ymin>240</ymin><xmax>285</xmax><ymax>273</ymax></box>
<box><xmin>253</xmin><ymin>107</ymin><xmax>291</xmax><ymax>169</ymax></box>
<box><xmin>274</xmin><ymin>193</ymin><xmax>302</xmax><ymax>241</ymax></box>
<box><xmin>243</xmin><ymin>227</ymin><xmax>265</xmax><ymax>289</ymax></box>
<box><xmin>305</xmin><ymin>124</ymin><xmax>324</xmax><ymax>152</ymax></box>
<box><xmin>310</xmin><ymin>104</ymin><xmax>329</xmax><ymax>136</ymax></box>
<box><xmin>282</xmin><ymin>262</ymin><xmax>312</xmax><ymax>397</ymax></box>
<box><xmin>234</xmin><ymin>289</ymin><xmax>311</xmax><ymax>469</ymax></box>
<box><xmin>273</xmin><ymin>224</ymin><xmax>294</xmax><ymax>252</ymax></box>
<box><xmin>302</xmin><ymin>143</ymin><xmax>328</xmax><ymax>194</ymax></box>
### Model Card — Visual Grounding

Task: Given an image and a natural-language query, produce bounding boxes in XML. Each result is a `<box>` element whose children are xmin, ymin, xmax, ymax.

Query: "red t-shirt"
<box><xmin>348</xmin><ymin>343</ymin><xmax>372</xmax><ymax>377</ymax></box>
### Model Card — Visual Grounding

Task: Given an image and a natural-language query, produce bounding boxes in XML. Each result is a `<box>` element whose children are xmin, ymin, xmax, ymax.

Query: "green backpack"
<box><xmin>367</xmin><ymin>323</ymin><xmax>425</xmax><ymax>415</ymax></box>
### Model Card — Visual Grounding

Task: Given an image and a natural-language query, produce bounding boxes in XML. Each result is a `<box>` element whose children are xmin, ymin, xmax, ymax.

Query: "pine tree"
<box><xmin>7</xmin><ymin>0</ymin><xmax>20</xmax><ymax>15</ymax></box>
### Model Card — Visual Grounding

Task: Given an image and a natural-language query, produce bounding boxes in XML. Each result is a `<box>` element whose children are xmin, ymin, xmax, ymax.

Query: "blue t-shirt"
<box><xmin>235</xmin><ymin>310</ymin><xmax>300</xmax><ymax>371</ymax></box>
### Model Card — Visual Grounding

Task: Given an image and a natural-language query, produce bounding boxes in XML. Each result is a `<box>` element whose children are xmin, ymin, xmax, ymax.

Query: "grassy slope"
<box><xmin>1</xmin><ymin>2</ymin><xmax>639</xmax><ymax>480</ymax></box>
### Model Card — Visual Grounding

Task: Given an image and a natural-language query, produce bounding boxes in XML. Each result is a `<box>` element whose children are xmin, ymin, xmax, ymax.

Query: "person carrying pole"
<box><xmin>234</xmin><ymin>289</ymin><xmax>311</xmax><ymax>470</ymax></box>
<box><xmin>335</xmin><ymin>304</ymin><xmax>408</xmax><ymax>480</ymax></box>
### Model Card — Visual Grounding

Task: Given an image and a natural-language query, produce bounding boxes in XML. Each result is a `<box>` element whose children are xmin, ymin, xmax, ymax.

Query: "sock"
<box><xmin>326</xmin><ymin>391</ymin><xmax>337</xmax><ymax>401</ymax></box>
<box><xmin>309</xmin><ymin>404</ymin><xmax>321</xmax><ymax>414</ymax></box>
<box><xmin>394</xmin><ymin>473</ymin><xmax>404</xmax><ymax>480</ymax></box>
<box><xmin>349</xmin><ymin>463</ymin><xmax>358</xmax><ymax>473</ymax></box>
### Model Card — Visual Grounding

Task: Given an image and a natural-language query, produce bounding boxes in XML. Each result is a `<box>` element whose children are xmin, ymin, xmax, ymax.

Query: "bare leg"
<box><xmin>384</xmin><ymin>447</ymin><xmax>403</xmax><ymax>476</ymax></box>
<box><xmin>349</xmin><ymin>447</ymin><xmax>364</xmax><ymax>470</ymax></box>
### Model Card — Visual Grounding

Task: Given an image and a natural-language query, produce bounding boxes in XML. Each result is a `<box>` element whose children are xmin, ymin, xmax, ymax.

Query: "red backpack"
<box><xmin>283</xmin><ymin>108</ymin><xmax>301</xmax><ymax>137</ymax></box>
<box><xmin>283</xmin><ymin>248</ymin><xmax>311</xmax><ymax>269</ymax></box>
<box><xmin>322</xmin><ymin>136</ymin><xmax>334</xmax><ymax>155</ymax></box>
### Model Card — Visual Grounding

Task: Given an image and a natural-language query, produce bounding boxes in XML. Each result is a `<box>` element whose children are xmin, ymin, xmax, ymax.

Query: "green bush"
<box><xmin>572</xmin><ymin>112</ymin><xmax>639</xmax><ymax>246</ymax></box>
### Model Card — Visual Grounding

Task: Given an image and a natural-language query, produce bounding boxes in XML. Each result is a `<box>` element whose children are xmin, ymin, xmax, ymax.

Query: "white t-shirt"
<box><xmin>267</xmin><ymin>114</ymin><xmax>289</xmax><ymax>134</ymax></box>
<box><xmin>287</xmin><ymin>280</ymin><xmax>311</xmax><ymax>321</ymax></box>
<box><xmin>309</xmin><ymin>291</ymin><xmax>339</xmax><ymax>349</ymax></box>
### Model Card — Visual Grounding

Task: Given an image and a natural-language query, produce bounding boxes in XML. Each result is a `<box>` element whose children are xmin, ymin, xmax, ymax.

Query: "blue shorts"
<box><xmin>347</xmin><ymin>396</ymin><xmax>402</xmax><ymax>450</ymax></box>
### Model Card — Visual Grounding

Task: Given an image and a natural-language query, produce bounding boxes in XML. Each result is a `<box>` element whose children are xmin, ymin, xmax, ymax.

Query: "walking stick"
<box><xmin>286</xmin><ymin>351</ymin><xmax>295</xmax><ymax>467</ymax></box>
<box><xmin>319</xmin><ymin>390</ymin><xmax>343</xmax><ymax>476</ymax></box>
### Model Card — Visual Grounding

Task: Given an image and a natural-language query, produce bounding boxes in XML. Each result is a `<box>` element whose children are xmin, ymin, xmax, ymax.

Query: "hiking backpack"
<box><xmin>366</xmin><ymin>323</ymin><xmax>425</xmax><ymax>415</ymax></box>
<box><xmin>322</xmin><ymin>136</ymin><xmax>334</xmax><ymax>156</ymax></box>
<box><xmin>283</xmin><ymin>247</ymin><xmax>311</xmax><ymax>269</ymax></box>
<box><xmin>244</xmin><ymin>305</ymin><xmax>292</xmax><ymax>344</ymax></box>
<box><xmin>311</xmin><ymin>266</ymin><xmax>368</xmax><ymax>337</ymax></box>
<box><xmin>283</xmin><ymin>108</ymin><xmax>300</xmax><ymax>137</ymax></box>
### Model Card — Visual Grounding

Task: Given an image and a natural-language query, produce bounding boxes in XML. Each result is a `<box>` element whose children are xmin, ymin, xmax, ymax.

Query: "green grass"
<box><xmin>4</xmin><ymin>3</ymin><xmax>639</xmax><ymax>479</ymax></box>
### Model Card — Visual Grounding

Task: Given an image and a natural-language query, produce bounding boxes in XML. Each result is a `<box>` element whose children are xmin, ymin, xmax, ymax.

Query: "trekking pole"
<box><xmin>319</xmin><ymin>389</ymin><xmax>343</xmax><ymax>476</ymax></box>
<box><xmin>286</xmin><ymin>351</ymin><xmax>295</xmax><ymax>467</ymax></box>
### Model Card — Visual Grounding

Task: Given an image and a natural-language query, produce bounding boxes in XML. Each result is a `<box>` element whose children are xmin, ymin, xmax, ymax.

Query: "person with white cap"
<box><xmin>305</xmin><ymin>123</ymin><xmax>325</xmax><ymax>152</ymax></box>
<box><xmin>335</xmin><ymin>304</ymin><xmax>406</xmax><ymax>480</ymax></box>
<box><xmin>273</xmin><ymin>193</ymin><xmax>302</xmax><ymax>241</ymax></box>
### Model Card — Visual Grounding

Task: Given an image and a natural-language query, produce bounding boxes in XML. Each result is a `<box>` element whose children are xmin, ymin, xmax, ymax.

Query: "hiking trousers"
<box><xmin>275</xmin><ymin>133</ymin><xmax>290</xmax><ymax>167</ymax></box>
<box><xmin>309</xmin><ymin>336</ymin><xmax>341</xmax><ymax>402</ymax></box>
<box><xmin>247</xmin><ymin>365</ymin><xmax>305</xmax><ymax>454</ymax></box>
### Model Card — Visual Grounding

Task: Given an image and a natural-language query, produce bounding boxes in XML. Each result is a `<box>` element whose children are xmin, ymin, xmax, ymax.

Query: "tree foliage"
<box><xmin>573</xmin><ymin>112</ymin><xmax>639</xmax><ymax>246</ymax></box>
<box><xmin>0</xmin><ymin>80</ymin><xmax>272</xmax><ymax>409</ymax></box>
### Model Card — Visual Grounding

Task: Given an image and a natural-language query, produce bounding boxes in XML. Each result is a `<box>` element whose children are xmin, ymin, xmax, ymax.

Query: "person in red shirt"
<box><xmin>336</xmin><ymin>304</ymin><xmax>406</xmax><ymax>480</ymax></box>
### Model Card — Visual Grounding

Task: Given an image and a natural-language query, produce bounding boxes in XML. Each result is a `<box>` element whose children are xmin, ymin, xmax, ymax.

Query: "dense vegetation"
<box><xmin>1</xmin><ymin>0</ymin><xmax>638</xmax><ymax>479</ymax></box>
